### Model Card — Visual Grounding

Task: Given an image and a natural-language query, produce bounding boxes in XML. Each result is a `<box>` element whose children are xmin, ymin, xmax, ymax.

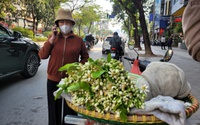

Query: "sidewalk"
<box><xmin>124</xmin><ymin>45</ymin><xmax>200</xmax><ymax>125</ymax></box>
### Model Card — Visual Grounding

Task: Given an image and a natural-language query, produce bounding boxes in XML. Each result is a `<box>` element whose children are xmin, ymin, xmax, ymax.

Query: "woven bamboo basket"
<box><xmin>66</xmin><ymin>94</ymin><xmax>199</xmax><ymax>125</ymax></box>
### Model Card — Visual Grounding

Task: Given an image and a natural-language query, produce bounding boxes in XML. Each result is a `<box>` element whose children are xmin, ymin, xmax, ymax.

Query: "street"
<box><xmin>0</xmin><ymin>59</ymin><xmax>48</xmax><ymax>125</ymax></box>
<box><xmin>0</xmin><ymin>41</ymin><xmax>199</xmax><ymax>125</ymax></box>
<box><xmin>0</xmin><ymin>41</ymin><xmax>107</xmax><ymax>125</ymax></box>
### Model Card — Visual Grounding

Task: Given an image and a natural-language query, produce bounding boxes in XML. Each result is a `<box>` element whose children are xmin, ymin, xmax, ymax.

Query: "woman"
<box><xmin>39</xmin><ymin>8</ymin><xmax>89</xmax><ymax>125</ymax></box>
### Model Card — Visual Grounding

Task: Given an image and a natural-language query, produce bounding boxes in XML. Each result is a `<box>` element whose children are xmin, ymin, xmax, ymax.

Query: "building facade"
<box><xmin>152</xmin><ymin>0</ymin><xmax>188</xmax><ymax>48</ymax></box>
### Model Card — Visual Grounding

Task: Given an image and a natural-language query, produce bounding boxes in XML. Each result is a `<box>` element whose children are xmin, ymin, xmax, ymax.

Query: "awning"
<box><xmin>172</xmin><ymin>7</ymin><xmax>185</xmax><ymax>17</ymax></box>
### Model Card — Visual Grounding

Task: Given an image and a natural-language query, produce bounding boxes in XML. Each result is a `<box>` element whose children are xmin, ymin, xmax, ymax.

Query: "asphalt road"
<box><xmin>0</xmin><ymin>41</ymin><xmax>107</xmax><ymax>125</ymax></box>
<box><xmin>0</xmin><ymin>59</ymin><xmax>48</xmax><ymax>125</ymax></box>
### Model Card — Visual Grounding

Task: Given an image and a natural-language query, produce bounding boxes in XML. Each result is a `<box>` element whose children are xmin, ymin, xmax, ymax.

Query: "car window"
<box><xmin>105</xmin><ymin>37</ymin><xmax>112</xmax><ymax>42</ymax></box>
<box><xmin>0</xmin><ymin>27</ymin><xmax>10</xmax><ymax>37</ymax></box>
<box><xmin>0</xmin><ymin>30</ymin><xmax>9</xmax><ymax>37</ymax></box>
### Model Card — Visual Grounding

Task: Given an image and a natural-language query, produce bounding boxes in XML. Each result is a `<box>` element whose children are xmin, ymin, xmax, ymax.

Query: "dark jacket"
<box><xmin>39</xmin><ymin>32</ymin><xmax>89</xmax><ymax>82</ymax></box>
<box><xmin>109</xmin><ymin>35</ymin><xmax>122</xmax><ymax>49</ymax></box>
<box><xmin>168</xmin><ymin>37</ymin><xmax>173</xmax><ymax>45</ymax></box>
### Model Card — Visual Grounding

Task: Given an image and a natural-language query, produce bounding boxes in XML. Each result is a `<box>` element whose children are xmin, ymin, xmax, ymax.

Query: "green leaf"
<box><xmin>88</xmin><ymin>58</ymin><xmax>94</xmax><ymax>63</ymax></box>
<box><xmin>67</xmin><ymin>82</ymin><xmax>91</xmax><ymax>92</ymax></box>
<box><xmin>107</xmin><ymin>53</ymin><xmax>111</xmax><ymax>62</ymax></box>
<box><xmin>54</xmin><ymin>89</ymin><xmax>63</xmax><ymax>100</ymax></box>
<box><xmin>58</xmin><ymin>63</ymin><xmax>79</xmax><ymax>71</ymax></box>
<box><xmin>92</xmin><ymin>62</ymin><xmax>104</xmax><ymax>71</ymax></box>
<box><xmin>91</xmin><ymin>70</ymin><xmax>105</xmax><ymax>78</ymax></box>
<box><xmin>57</xmin><ymin>83</ymin><xmax>65</xmax><ymax>89</ymax></box>
<box><xmin>86</xmin><ymin>102</ymin><xmax>95</xmax><ymax>111</ymax></box>
<box><xmin>120</xmin><ymin>110</ymin><xmax>127</xmax><ymax>122</ymax></box>
<box><xmin>67</xmin><ymin>65</ymin><xmax>79</xmax><ymax>74</ymax></box>
<box><xmin>119</xmin><ymin>104</ymin><xmax>128</xmax><ymax>122</ymax></box>
<box><xmin>113</xmin><ymin>100</ymin><xmax>121</xmax><ymax>111</ymax></box>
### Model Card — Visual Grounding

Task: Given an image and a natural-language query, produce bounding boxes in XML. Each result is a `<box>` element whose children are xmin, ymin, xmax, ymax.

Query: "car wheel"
<box><xmin>102</xmin><ymin>51</ymin><xmax>105</xmax><ymax>54</ymax></box>
<box><xmin>21</xmin><ymin>51</ymin><xmax>40</xmax><ymax>78</ymax></box>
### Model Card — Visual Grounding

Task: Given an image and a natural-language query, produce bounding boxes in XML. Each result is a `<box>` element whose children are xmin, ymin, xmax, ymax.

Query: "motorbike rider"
<box><xmin>109</xmin><ymin>32</ymin><xmax>123</xmax><ymax>57</ymax></box>
<box><xmin>85</xmin><ymin>34</ymin><xmax>94</xmax><ymax>47</ymax></box>
<box><xmin>83</xmin><ymin>37</ymin><xmax>90</xmax><ymax>51</ymax></box>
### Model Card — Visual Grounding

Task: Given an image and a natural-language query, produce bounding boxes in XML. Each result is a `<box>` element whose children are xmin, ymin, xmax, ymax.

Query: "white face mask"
<box><xmin>59</xmin><ymin>25</ymin><xmax>73</xmax><ymax>34</ymax></box>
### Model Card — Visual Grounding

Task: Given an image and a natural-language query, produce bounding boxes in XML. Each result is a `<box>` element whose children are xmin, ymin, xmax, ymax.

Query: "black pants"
<box><xmin>47</xmin><ymin>79</ymin><xmax>77</xmax><ymax>125</ymax></box>
<box><xmin>168</xmin><ymin>44</ymin><xmax>172</xmax><ymax>49</ymax></box>
<box><xmin>116</xmin><ymin>46</ymin><xmax>123</xmax><ymax>56</ymax></box>
<box><xmin>161</xmin><ymin>42</ymin><xmax>166</xmax><ymax>50</ymax></box>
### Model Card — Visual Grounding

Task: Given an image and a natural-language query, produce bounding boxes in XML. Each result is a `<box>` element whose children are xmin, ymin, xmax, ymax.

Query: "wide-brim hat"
<box><xmin>54</xmin><ymin>8</ymin><xmax>76</xmax><ymax>26</ymax></box>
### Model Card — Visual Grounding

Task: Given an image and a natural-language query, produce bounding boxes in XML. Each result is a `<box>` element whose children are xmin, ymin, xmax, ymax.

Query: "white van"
<box><xmin>102</xmin><ymin>35</ymin><xmax>113</xmax><ymax>54</ymax></box>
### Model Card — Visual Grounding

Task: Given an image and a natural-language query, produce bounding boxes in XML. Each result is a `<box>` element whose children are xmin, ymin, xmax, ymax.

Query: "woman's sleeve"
<box><xmin>38</xmin><ymin>36</ymin><xmax>54</xmax><ymax>59</ymax></box>
<box><xmin>182</xmin><ymin>0</ymin><xmax>200</xmax><ymax>62</ymax></box>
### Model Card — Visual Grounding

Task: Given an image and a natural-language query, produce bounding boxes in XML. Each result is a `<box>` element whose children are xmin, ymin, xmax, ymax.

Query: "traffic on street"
<box><xmin>1</xmin><ymin>0</ymin><xmax>200</xmax><ymax>125</ymax></box>
<box><xmin>0</xmin><ymin>41</ymin><xmax>200</xmax><ymax>125</ymax></box>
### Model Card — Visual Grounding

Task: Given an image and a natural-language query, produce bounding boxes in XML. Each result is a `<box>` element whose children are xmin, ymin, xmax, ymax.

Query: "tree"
<box><xmin>113</xmin><ymin>0</ymin><xmax>154</xmax><ymax>55</ymax></box>
<box><xmin>61</xmin><ymin>0</ymin><xmax>91</xmax><ymax>12</ymax></box>
<box><xmin>112</xmin><ymin>0</ymin><xmax>142</xmax><ymax>50</ymax></box>
<box><xmin>73</xmin><ymin>5</ymin><xmax>101</xmax><ymax>36</ymax></box>
<box><xmin>0</xmin><ymin>0</ymin><xmax>17</xmax><ymax>26</ymax></box>
<box><xmin>132</xmin><ymin>0</ymin><xmax>153</xmax><ymax>55</ymax></box>
<box><xmin>61</xmin><ymin>0</ymin><xmax>101</xmax><ymax>36</ymax></box>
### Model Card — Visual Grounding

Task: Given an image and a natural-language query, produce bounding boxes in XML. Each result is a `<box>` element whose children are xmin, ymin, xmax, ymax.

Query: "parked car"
<box><xmin>102</xmin><ymin>35</ymin><xmax>125</xmax><ymax>55</ymax></box>
<box><xmin>0</xmin><ymin>24</ymin><xmax>41</xmax><ymax>80</ymax></box>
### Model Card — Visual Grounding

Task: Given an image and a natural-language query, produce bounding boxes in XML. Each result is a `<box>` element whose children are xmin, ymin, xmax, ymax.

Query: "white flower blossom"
<box><xmin>57</xmin><ymin>58</ymin><xmax>147</xmax><ymax>120</ymax></box>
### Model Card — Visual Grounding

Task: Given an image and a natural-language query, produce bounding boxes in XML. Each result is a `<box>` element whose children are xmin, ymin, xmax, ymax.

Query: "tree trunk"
<box><xmin>78</xmin><ymin>24</ymin><xmax>81</xmax><ymax>36</ymax></box>
<box><xmin>23</xmin><ymin>18</ymin><xmax>26</xmax><ymax>28</ymax></box>
<box><xmin>31</xmin><ymin>5</ymin><xmax>35</xmax><ymax>36</ymax></box>
<box><xmin>133</xmin><ymin>1</ymin><xmax>154</xmax><ymax>55</ymax></box>
<box><xmin>87</xmin><ymin>22</ymin><xmax>92</xmax><ymax>34</ymax></box>
<box><xmin>49</xmin><ymin>0</ymin><xmax>56</xmax><ymax>19</ymax></box>
<box><xmin>117</xmin><ymin>0</ymin><xmax>142</xmax><ymax>50</ymax></box>
<box><xmin>123</xmin><ymin>19</ymin><xmax>131</xmax><ymax>42</ymax></box>
<box><xmin>127</xmin><ymin>14</ymin><xmax>141</xmax><ymax>50</ymax></box>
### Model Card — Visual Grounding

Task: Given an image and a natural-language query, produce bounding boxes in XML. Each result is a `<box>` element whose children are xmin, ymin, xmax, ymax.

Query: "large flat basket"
<box><xmin>66</xmin><ymin>94</ymin><xmax>199</xmax><ymax>125</ymax></box>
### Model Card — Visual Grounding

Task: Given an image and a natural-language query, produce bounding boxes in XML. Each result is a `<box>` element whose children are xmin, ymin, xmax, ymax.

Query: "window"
<box><xmin>106</xmin><ymin>37</ymin><xmax>112</xmax><ymax>42</ymax></box>
<box><xmin>0</xmin><ymin>28</ymin><xmax>9</xmax><ymax>37</ymax></box>
<box><xmin>174</xmin><ymin>0</ymin><xmax>179</xmax><ymax>4</ymax></box>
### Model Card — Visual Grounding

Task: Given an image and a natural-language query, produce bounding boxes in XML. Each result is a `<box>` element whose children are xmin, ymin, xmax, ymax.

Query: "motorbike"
<box><xmin>85</xmin><ymin>42</ymin><xmax>91</xmax><ymax>51</ymax></box>
<box><xmin>124</xmin><ymin>45</ymin><xmax>173</xmax><ymax>74</ymax></box>
<box><xmin>110</xmin><ymin>47</ymin><xmax>121</xmax><ymax>60</ymax></box>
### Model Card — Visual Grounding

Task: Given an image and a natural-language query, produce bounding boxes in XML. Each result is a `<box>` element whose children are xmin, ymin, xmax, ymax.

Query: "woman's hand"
<box><xmin>49</xmin><ymin>25</ymin><xmax>58</xmax><ymax>44</ymax></box>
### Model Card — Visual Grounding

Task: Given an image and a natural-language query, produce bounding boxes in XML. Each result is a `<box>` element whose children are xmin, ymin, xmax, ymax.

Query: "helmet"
<box><xmin>113</xmin><ymin>32</ymin><xmax>118</xmax><ymax>35</ymax></box>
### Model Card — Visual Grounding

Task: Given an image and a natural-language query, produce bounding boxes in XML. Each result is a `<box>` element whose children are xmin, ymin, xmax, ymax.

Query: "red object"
<box><xmin>159</xmin><ymin>28</ymin><xmax>164</xmax><ymax>35</ymax></box>
<box><xmin>111</xmin><ymin>47</ymin><xmax>116</xmax><ymax>50</ymax></box>
<box><xmin>175</xmin><ymin>18</ymin><xmax>182</xmax><ymax>22</ymax></box>
<box><xmin>0</xmin><ymin>21</ymin><xmax>8</xmax><ymax>27</ymax></box>
<box><xmin>85</xmin><ymin>119</ymin><xmax>95</xmax><ymax>125</ymax></box>
<box><xmin>130</xmin><ymin>59</ymin><xmax>142</xmax><ymax>75</ymax></box>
